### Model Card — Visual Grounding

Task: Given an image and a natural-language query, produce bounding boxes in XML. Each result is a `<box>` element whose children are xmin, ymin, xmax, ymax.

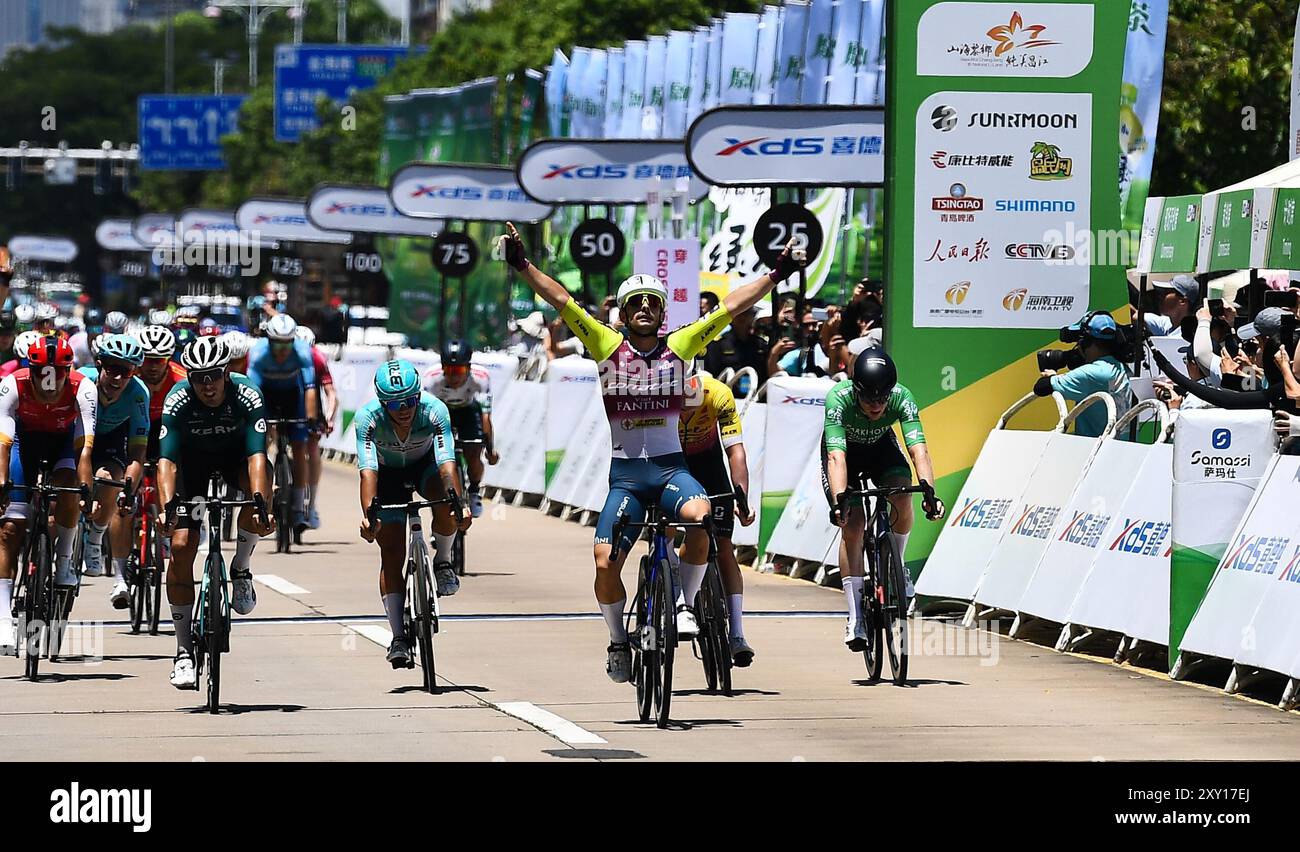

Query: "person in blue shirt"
<box><xmin>78</xmin><ymin>334</ymin><xmax>151</xmax><ymax>608</ymax></box>
<box><xmin>355</xmin><ymin>360</ymin><xmax>472</xmax><ymax>669</ymax></box>
<box><xmin>1033</xmin><ymin>311</ymin><xmax>1133</xmax><ymax>439</ymax></box>
<box><xmin>247</xmin><ymin>313</ymin><xmax>319</xmax><ymax>531</ymax></box>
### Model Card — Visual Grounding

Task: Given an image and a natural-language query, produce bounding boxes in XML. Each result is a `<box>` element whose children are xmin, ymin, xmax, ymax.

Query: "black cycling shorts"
<box><xmin>685</xmin><ymin>447</ymin><xmax>735</xmax><ymax>539</ymax></box>
<box><xmin>171</xmin><ymin>450</ymin><xmax>247</xmax><ymax>530</ymax></box>
<box><xmin>820</xmin><ymin>432</ymin><xmax>912</xmax><ymax>509</ymax></box>
<box><xmin>448</xmin><ymin>404</ymin><xmax>484</xmax><ymax>444</ymax></box>
<box><xmin>91</xmin><ymin>422</ymin><xmax>131</xmax><ymax>473</ymax></box>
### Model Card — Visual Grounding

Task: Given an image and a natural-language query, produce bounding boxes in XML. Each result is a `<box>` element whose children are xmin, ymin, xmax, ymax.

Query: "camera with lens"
<box><xmin>1037</xmin><ymin>348</ymin><xmax>1084</xmax><ymax>372</ymax></box>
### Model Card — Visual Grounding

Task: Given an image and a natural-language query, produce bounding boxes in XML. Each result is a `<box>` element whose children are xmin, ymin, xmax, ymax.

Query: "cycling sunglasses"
<box><xmin>98</xmin><ymin>360</ymin><xmax>134</xmax><ymax>378</ymax></box>
<box><xmin>271</xmin><ymin>340</ymin><xmax>295</xmax><ymax>350</ymax></box>
<box><xmin>189</xmin><ymin>368</ymin><xmax>224</xmax><ymax>386</ymax></box>
<box><xmin>384</xmin><ymin>395</ymin><xmax>420</xmax><ymax>412</ymax></box>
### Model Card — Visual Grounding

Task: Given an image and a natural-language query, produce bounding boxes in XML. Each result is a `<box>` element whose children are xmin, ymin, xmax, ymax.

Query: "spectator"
<box><xmin>700</xmin><ymin>290</ymin><xmax>720</xmax><ymax>317</ymax></box>
<box><xmin>769</xmin><ymin>304</ymin><xmax>829</xmax><ymax>377</ymax></box>
<box><xmin>0</xmin><ymin>311</ymin><xmax>15</xmax><ymax>363</ymax></box>
<box><xmin>1138</xmin><ymin>273</ymin><xmax>1199</xmax><ymax>338</ymax></box>
<box><xmin>703</xmin><ymin>302</ymin><xmax>771</xmax><ymax>384</ymax></box>
<box><xmin>1033</xmin><ymin>312</ymin><xmax>1133</xmax><ymax>438</ymax></box>
<box><xmin>546</xmin><ymin>314</ymin><xmax>585</xmax><ymax>359</ymax></box>
<box><xmin>319</xmin><ymin>296</ymin><xmax>349</xmax><ymax>344</ymax></box>
<box><xmin>825</xmin><ymin>298</ymin><xmax>885</xmax><ymax>372</ymax></box>
<box><xmin>505</xmin><ymin>310</ymin><xmax>548</xmax><ymax>358</ymax></box>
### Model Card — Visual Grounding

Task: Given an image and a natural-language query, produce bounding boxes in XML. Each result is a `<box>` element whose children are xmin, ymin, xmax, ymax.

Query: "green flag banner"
<box><xmin>885</xmin><ymin>0</ymin><xmax>1129</xmax><ymax>572</ymax></box>
<box><xmin>1145</xmin><ymin>194</ymin><xmax>1201</xmax><ymax>274</ymax></box>
<box><xmin>1266</xmin><ymin>188</ymin><xmax>1300</xmax><ymax>269</ymax></box>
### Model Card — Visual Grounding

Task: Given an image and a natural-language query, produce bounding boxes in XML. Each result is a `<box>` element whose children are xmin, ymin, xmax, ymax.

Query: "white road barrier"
<box><xmin>758</xmin><ymin>376</ymin><xmax>835</xmax><ymax>559</ymax></box>
<box><xmin>731</xmin><ymin>400</ymin><xmax>767</xmax><ymax>549</ymax></box>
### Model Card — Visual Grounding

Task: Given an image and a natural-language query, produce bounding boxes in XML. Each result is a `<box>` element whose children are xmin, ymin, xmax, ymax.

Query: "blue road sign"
<box><xmin>137</xmin><ymin>95</ymin><xmax>248</xmax><ymax>171</ymax></box>
<box><xmin>274</xmin><ymin>44</ymin><xmax>422</xmax><ymax>143</ymax></box>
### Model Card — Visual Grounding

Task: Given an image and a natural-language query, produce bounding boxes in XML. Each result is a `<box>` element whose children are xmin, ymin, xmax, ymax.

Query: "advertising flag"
<box><xmin>545</xmin><ymin>48</ymin><xmax>569</xmax><ymax>137</ymax></box>
<box><xmin>719</xmin><ymin>12</ymin><xmax>760</xmax><ymax>105</ymax></box>
<box><xmin>828</xmin><ymin>0</ymin><xmax>866</xmax><ymax>104</ymax></box>
<box><xmin>753</xmin><ymin>5</ymin><xmax>783</xmax><ymax>106</ymax></box>
<box><xmin>663</xmin><ymin>32</ymin><xmax>693</xmax><ymax>137</ymax></box>
<box><xmin>853</xmin><ymin>0</ymin><xmax>885</xmax><ymax>104</ymax></box>
<box><xmin>1119</xmin><ymin>0</ymin><xmax>1169</xmax><ymax>231</ymax></box>
<box><xmin>800</xmin><ymin>0</ymin><xmax>835</xmax><ymax>104</ymax></box>
<box><xmin>620</xmin><ymin>40</ymin><xmax>648</xmax><ymax>138</ymax></box>
<box><xmin>643</xmin><ymin>35</ymin><xmax>667</xmax><ymax>138</ymax></box>
<box><xmin>774</xmin><ymin>1</ymin><xmax>809</xmax><ymax>104</ymax></box>
<box><xmin>604</xmin><ymin>47</ymin><xmax>626</xmax><ymax>139</ymax></box>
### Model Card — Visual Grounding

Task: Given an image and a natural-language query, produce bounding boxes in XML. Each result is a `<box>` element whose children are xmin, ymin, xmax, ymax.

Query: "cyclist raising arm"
<box><xmin>823</xmin><ymin>348</ymin><xmax>945</xmax><ymax>651</ymax></box>
<box><xmin>499</xmin><ymin>222</ymin><xmax>803</xmax><ymax>683</ymax></box>
<box><xmin>158</xmin><ymin>337</ymin><xmax>275</xmax><ymax>689</ymax></box>
<box><xmin>356</xmin><ymin>360</ymin><xmax>471</xmax><ymax>669</ymax></box>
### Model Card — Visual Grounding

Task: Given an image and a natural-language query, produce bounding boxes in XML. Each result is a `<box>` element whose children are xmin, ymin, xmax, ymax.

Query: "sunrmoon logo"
<box><xmin>932</xmin><ymin>105</ymin><xmax>958</xmax><ymax>132</ymax></box>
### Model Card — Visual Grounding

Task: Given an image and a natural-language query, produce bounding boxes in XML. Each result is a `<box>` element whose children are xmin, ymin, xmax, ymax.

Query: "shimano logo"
<box><xmin>781</xmin><ymin>395</ymin><xmax>825</xmax><ymax>406</ymax></box>
<box><xmin>1108</xmin><ymin>519</ymin><xmax>1170</xmax><ymax>556</ymax></box>
<box><xmin>949</xmin><ymin>497</ymin><xmax>1012</xmax><ymax>530</ymax></box>
<box><xmin>50</xmin><ymin>783</ymin><xmax>151</xmax><ymax>833</ymax></box>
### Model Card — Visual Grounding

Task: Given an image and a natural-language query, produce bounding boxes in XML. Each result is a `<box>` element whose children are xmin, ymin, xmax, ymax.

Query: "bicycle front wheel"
<box><xmin>881</xmin><ymin>541</ymin><xmax>909</xmax><ymax>686</ymax></box>
<box><xmin>205</xmin><ymin>553</ymin><xmax>225</xmax><ymax>714</ymax></box>
<box><xmin>860</xmin><ymin>581</ymin><xmax>884</xmax><ymax>683</ymax></box>
<box><xmin>453</xmin><ymin>530</ymin><xmax>466</xmax><ymax>577</ymax></box>
<box><xmin>412</xmin><ymin>552</ymin><xmax>437</xmax><ymax>694</ymax></box>
<box><xmin>148</xmin><ymin>518</ymin><xmax>164</xmax><ymax>635</ymax></box>
<box><xmin>274</xmin><ymin>453</ymin><xmax>292</xmax><ymax>553</ymax></box>
<box><xmin>653</xmin><ymin>558</ymin><xmax>676</xmax><ymax>729</ymax></box>
<box><xmin>25</xmin><ymin>533</ymin><xmax>51</xmax><ymax>681</ymax></box>
<box><xmin>633</xmin><ymin>556</ymin><xmax>655</xmax><ymax>723</ymax></box>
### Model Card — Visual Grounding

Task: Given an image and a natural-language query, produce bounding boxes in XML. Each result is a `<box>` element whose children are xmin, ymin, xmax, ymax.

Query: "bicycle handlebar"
<box><xmin>265</xmin><ymin>418</ymin><xmax>310</xmax><ymax>425</ymax></box>
<box><xmin>366</xmin><ymin>492</ymin><xmax>463</xmax><ymax>528</ymax></box>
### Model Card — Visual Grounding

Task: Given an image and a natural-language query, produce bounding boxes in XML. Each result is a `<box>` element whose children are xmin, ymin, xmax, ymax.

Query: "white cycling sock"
<box><xmin>599</xmin><ymin>599</ymin><xmax>627</xmax><ymax>643</ymax></box>
<box><xmin>0</xmin><ymin>578</ymin><xmax>12</xmax><ymax>617</ymax></box>
<box><xmin>728</xmin><ymin>594</ymin><xmax>744</xmax><ymax>638</ymax></box>
<box><xmin>55</xmin><ymin>524</ymin><xmax>76</xmax><ymax>563</ymax></box>
<box><xmin>382</xmin><ymin>593</ymin><xmax>405</xmax><ymax>637</ymax></box>
<box><xmin>678</xmin><ymin>561</ymin><xmax>706</xmax><ymax>610</ymax></box>
<box><xmin>171</xmin><ymin>605</ymin><xmax>193</xmax><ymax>655</ymax></box>
<box><xmin>112</xmin><ymin>557</ymin><xmax>128</xmax><ymax>577</ymax></box>
<box><xmin>292</xmin><ymin>486</ymin><xmax>305</xmax><ymax>515</ymax></box>
<box><xmin>432</xmin><ymin>531</ymin><xmax>455</xmax><ymax>564</ymax></box>
<box><xmin>842</xmin><ymin>575</ymin><xmax>864</xmax><ymax>622</ymax></box>
<box><xmin>893</xmin><ymin>532</ymin><xmax>913</xmax><ymax>594</ymax></box>
<box><xmin>231</xmin><ymin>528</ymin><xmax>257</xmax><ymax>574</ymax></box>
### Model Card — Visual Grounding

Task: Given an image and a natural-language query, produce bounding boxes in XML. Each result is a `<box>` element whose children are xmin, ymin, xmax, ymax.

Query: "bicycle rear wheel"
<box><xmin>205</xmin><ymin>553</ymin><xmax>225</xmax><ymax>714</ymax></box>
<box><xmin>699</xmin><ymin>579</ymin><xmax>718</xmax><ymax>693</ymax></box>
<box><xmin>704</xmin><ymin>566</ymin><xmax>732</xmax><ymax>696</ymax></box>
<box><xmin>24</xmin><ymin>533</ymin><xmax>51</xmax><ymax>681</ymax></box>
<box><xmin>274</xmin><ymin>451</ymin><xmax>292</xmax><ymax>553</ymax></box>
<box><xmin>860</xmin><ymin>582</ymin><xmax>884</xmax><ymax>683</ymax></box>
<box><xmin>412</xmin><ymin>551</ymin><xmax>437</xmax><ymax>694</ymax></box>
<box><xmin>653</xmin><ymin>558</ymin><xmax>676</xmax><ymax>729</ymax></box>
<box><xmin>633</xmin><ymin>556</ymin><xmax>655</xmax><ymax>723</ymax></box>
<box><xmin>128</xmin><ymin>546</ymin><xmax>144</xmax><ymax>634</ymax></box>
<box><xmin>881</xmin><ymin>539</ymin><xmax>909</xmax><ymax>686</ymax></box>
<box><xmin>147</xmin><ymin>522</ymin><xmax>163</xmax><ymax>635</ymax></box>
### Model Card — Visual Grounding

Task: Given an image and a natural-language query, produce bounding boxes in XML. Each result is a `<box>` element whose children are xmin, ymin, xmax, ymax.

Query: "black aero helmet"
<box><xmin>441</xmin><ymin>338</ymin><xmax>471</xmax><ymax>367</ymax></box>
<box><xmin>852</xmin><ymin>347</ymin><xmax>897</xmax><ymax>402</ymax></box>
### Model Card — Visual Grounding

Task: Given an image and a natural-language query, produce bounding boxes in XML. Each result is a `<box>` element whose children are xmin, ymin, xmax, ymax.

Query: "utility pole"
<box><xmin>164</xmin><ymin>0</ymin><xmax>175</xmax><ymax>92</ymax></box>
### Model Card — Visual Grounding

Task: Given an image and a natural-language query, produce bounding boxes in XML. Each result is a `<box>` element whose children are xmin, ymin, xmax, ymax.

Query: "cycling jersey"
<box><xmin>422</xmin><ymin>365</ymin><xmax>492</xmax><ymax>411</ymax></box>
<box><xmin>823</xmin><ymin>380</ymin><xmax>926</xmax><ymax>452</ymax></box>
<box><xmin>678</xmin><ymin>377</ymin><xmax>742</xmax><ymax>455</ymax></box>
<box><xmin>146</xmin><ymin>361</ymin><xmax>188</xmax><ymax>423</ymax></box>
<box><xmin>558</xmin><ymin>300</ymin><xmax>731</xmax><ymax>459</ymax></box>
<box><xmin>0</xmin><ymin>368</ymin><xmax>97</xmax><ymax>448</ymax></box>
<box><xmin>0</xmin><ymin>359</ymin><xmax>21</xmax><ymax>379</ymax></box>
<box><xmin>248</xmin><ymin>338</ymin><xmax>315</xmax><ymax>391</ymax></box>
<box><xmin>310</xmin><ymin>346</ymin><xmax>334</xmax><ymax>390</ymax></box>
<box><xmin>354</xmin><ymin>393</ymin><xmax>455</xmax><ymax>471</ymax></box>
<box><xmin>77</xmin><ymin>366</ymin><xmax>150</xmax><ymax>445</ymax></box>
<box><xmin>159</xmin><ymin>374</ymin><xmax>267</xmax><ymax>462</ymax></box>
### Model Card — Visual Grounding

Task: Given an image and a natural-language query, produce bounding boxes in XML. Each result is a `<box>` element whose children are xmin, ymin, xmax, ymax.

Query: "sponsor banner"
<box><xmin>565</xmin><ymin>48</ymin><xmax>592</xmax><ymax>139</ymax></box>
<box><xmin>827</xmin><ymin>0</ymin><xmax>866</xmax><ymax>105</ymax></box>
<box><xmin>1169</xmin><ymin>408</ymin><xmax>1273</xmax><ymax>669</ymax></box>
<box><xmin>319</xmin><ymin>345</ymin><xmax>387</xmax><ymax>455</ymax></box>
<box><xmin>7</xmin><ymin>235</ymin><xmax>78</xmax><ymax>263</ymax></box>
<box><xmin>620</xmin><ymin>40</ymin><xmax>647</xmax><ymax>139</ymax></box>
<box><xmin>547</xmin><ymin>389</ymin><xmax>609</xmax><ymax>506</ymax></box>
<box><xmin>132</xmin><ymin>213</ymin><xmax>176</xmax><ymax>248</ymax></box>
<box><xmin>973</xmin><ymin>430</ymin><xmax>1101</xmax><ymax>613</ymax></box>
<box><xmin>602</xmin><ymin>48</ymin><xmax>626</xmax><ymax>140</ymax></box>
<box><xmin>632</xmin><ymin>239</ymin><xmax>701</xmax><ymax>332</ymax></box>
<box><xmin>752</xmin><ymin>6</ymin><xmax>783</xmax><ymax>106</ymax></box>
<box><xmin>1018</xmin><ymin>436</ymin><xmax>1153</xmax><ymax>627</ymax></box>
<box><xmin>643</xmin><ymin>35</ymin><xmax>667</xmax><ymax>139</ymax></box>
<box><xmin>719</xmin><ymin>12</ymin><xmax>760</xmax><ymax>106</ymax></box>
<box><xmin>1266</xmin><ymin>187</ymin><xmax>1300</xmax><ymax>269</ymax></box>
<box><xmin>1146</xmin><ymin>193</ymin><xmax>1201</xmax><ymax>273</ymax></box>
<box><xmin>1133</xmin><ymin>195</ymin><xmax>1161</xmax><ymax>273</ymax></box>
<box><xmin>916</xmin><ymin>1</ymin><xmax>1095</xmax><ymax>78</ymax></box>
<box><xmin>577</xmin><ymin>48</ymin><xmax>608</xmax><ymax>141</ymax></box>
<box><xmin>1201</xmin><ymin>188</ymin><xmax>1255</xmax><ymax>273</ymax></box>
<box><xmin>470</xmin><ymin>350</ymin><xmax>518</xmax><ymax>408</ymax></box>
<box><xmin>758</xmin><ymin>375</ymin><xmax>834</xmax><ymax>556</ymax></box>
<box><xmin>389</xmin><ymin>163</ymin><xmax>554</xmax><ymax>223</ymax></box>
<box><xmin>916</xmin><ymin>428</ymin><xmax>1052</xmax><ymax>601</ymax></box>
<box><xmin>482</xmin><ymin>379</ymin><xmax>548</xmax><ymax>496</ymax></box>
<box><xmin>686</xmin><ymin>28</ymin><xmax>710</xmax><ymax>129</ymax></box>
<box><xmin>235</xmin><ymin>198</ymin><xmax>352</xmax><ymax>244</ymax></box>
<box><xmin>731</xmin><ymin>400</ymin><xmax>767</xmax><ymax>548</ymax></box>
<box><xmin>853</xmin><ymin>0</ymin><xmax>886</xmax><ymax>105</ymax></box>
<box><xmin>705</xmin><ymin>18</ymin><xmax>724</xmax><ymax>112</ymax></box>
<box><xmin>306</xmin><ymin>184</ymin><xmax>440</xmax><ymax>237</ymax></box>
<box><xmin>765</xmin><ymin>430</ymin><xmax>848</xmax><ymax>564</ymax></box>
<box><xmin>686</xmin><ymin>105</ymin><xmax>884</xmax><ymax>187</ymax></box>
<box><xmin>773</xmin><ymin>2</ymin><xmax>808</xmax><ymax>106</ymax></box>
<box><xmin>1180</xmin><ymin>456</ymin><xmax>1300</xmax><ymax>672</ymax></box>
<box><xmin>662</xmin><ymin>32</ymin><xmax>693</xmax><ymax>137</ymax></box>
<box><xmin>95</xmin><ymin>219</ymin><xmax>147</xmax><ymax>252</ymax></box>
<box><xmin>177</xmin><ymin>208</ymin><xmax>242</xmax><ymax>245</ymax></box>
<box><xmin>516</xmin><ymin>140</ymin><xmax>709</xmax><ymax>205</ymax></box>
<box><xmin>543</xmin><ymin>357</ymin><xmax>600</xmax><ymax>487</ymax></box>
<box><xmin>799</xmin><ymin>0</ymin><xmax>834</xmax><ymax>104</ymax></box>
<box><xmin>912</xmin><ymin>90</ymin><xmax>1091</xmax><ymax>329</ymax></box>
<box><xmin>1067</xmin><ymin>442</ymin><xmax>1172</xmax><ymax>645</ymax></box>
<box><xmin>545</xmin><ymin>49</ymin><xmax>569</xmax><ymax>138</ymax></box>
<box><xmin>1118</xmin><ymin>0</ymin><xmax>1168</xmax><ymax>232</ymax></box>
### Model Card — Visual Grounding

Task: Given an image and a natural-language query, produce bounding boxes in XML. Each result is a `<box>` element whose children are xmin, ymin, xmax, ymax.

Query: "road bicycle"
<box><xmin>265</xmin><ymin>417</ymin><xmax>308</xmax><ymax>553</ymax></box>
<box><xmin>125</xmin><ymin>464</ymin><xmax>164</xmax><ymax>635</ymax></box>
<box><xmin>367</xmin><ymin>491</ymin><xmax>462</xmax><ymax>694</ymax></box>
<box><xmin>693</xmin><ymin>488</ymin><xmax>749</xmax><ymax>697</ymax></box>
<box><xmin>450</xmin><ymin>434</ymin><xmax>485</xmax><ymax>577</ymax></box>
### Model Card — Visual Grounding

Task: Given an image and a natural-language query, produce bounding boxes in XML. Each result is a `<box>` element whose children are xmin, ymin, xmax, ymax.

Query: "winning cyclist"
<box><xmin>0</xmin><ymin>336</ymin><xmax>96</xmax><ymax>653</ymax></box>
<box><xmin>499</xmin><ymin>221</ymin><xmax>803</xmax><ymax>683</ymax></box>
<box><xmin>823</xmin><ymin>348</ymin><xmax>946</xmax><ymax>651</ymax></box>
<box><xmin>356</xmin><ymin>360</ymin><xmax>472</xmax><ymax>669</ymax></box>
<box><xmin>77</xmin><ymin>334</ymin><xmax>150</xmax><ymax>609</ymax></box>
<box><xmin>679</xmin><ymin>370</ymin><xmax>756</xmax><ymax>667</ymax></box>
<box><xmin>421</xmin><ymin>338</ymin><xmax>496</xmax><ymax>518</ymax></box>
<box><xmin>296</xmin><ymin>325</ymin><xmax>337</xmax><ymax>530</ymax></box>
<box><xmin>159</xmin><ymin>336</ymin><xmax>274</xmax><ymax>689</ymax></box>
<box><xmin>247</xmin><ymin>314</ymin><xmax>318</xmax><ymax>534</ymax></box>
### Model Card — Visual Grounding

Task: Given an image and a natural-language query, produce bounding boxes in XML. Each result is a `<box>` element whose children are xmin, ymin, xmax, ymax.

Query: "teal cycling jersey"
<box><xmin>354</xmin><ymin>393</ymin><xmax>455</xmax><ymax>471</ymax></box>
<box><xmin>78</xmin><ymin>366</ymin><xmax>150</xmax><ymax>443</ymax></box>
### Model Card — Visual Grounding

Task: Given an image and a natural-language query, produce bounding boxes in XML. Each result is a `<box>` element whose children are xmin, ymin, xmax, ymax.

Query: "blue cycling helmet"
<box><xmin>374</xmin><ymin>360</ymin><xmax>420</xmax><ymax>401</ymax></box>
<box><xmin>97</xmin><ymin>333</ymin><xmax>145</xmax><ymax>366</ymax></box>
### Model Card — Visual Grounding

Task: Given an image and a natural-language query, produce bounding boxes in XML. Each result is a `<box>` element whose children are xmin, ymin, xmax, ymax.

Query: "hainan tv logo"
<box><xmin>1212</xmin><ymin>429</ymin><xmax>1232</xmax><ymax>450</ymax></box>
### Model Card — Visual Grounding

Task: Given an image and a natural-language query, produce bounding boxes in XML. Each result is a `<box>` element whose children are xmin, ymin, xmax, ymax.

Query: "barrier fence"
<box><xmin>320</xmin><ymin>344</ymin><xmax>1300</xmax><ymax>708</ymax></box>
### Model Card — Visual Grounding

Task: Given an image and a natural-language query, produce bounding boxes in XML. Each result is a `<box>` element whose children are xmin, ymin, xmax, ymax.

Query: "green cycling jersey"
<box><xmin>822</xmin><ymin>380</ymin><xmax>926</xmax><ymax>451</ymax></box>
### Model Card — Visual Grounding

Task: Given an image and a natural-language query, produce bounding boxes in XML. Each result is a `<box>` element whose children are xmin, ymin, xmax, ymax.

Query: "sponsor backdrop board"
<box><xmin>1145</xmin><ymin>194</ymin><xmax>1202</xmax><ymax>274</ymax></box>
<box><xmin>885</xmin><ymin>0</ymin><xmax>1128</xmax><ymax>572</ymax></box>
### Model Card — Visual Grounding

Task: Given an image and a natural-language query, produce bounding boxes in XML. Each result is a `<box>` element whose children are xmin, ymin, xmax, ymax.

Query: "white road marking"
<box><xmin>255</xmin><ymin>574</ymin><xmax>309</xmax><ymax>595</ymax></box>
<box><xmin>495</xmin><ymin>702</ymin><xmax>607</xmax><ymax>745</ymax></box>
<box><xmin>347</xmin><ymin>623</ymin><xmax>394</xmax><ymax>648</ymax></box>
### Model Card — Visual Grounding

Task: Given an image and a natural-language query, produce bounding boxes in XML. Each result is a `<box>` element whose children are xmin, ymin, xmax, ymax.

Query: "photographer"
<box><xmin>770</xmin><ymin>300</ymin><xmax>833</xmax><ymax>377</ymax></box>
<box><xmin>1032</xmin><ymin>312</ymin><xmax>1133</xmax><ymax>438</ymax></box>
<box><xmin>1138</xmin><ymin>273</ymin><xmax>1199</xmax><ymax>338</ymax></box>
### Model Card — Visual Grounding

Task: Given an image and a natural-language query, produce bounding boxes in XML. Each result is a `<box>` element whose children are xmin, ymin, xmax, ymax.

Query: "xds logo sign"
<box><xmin>1108</xmin><ymin>519</ymin><xmax>1171</xmax><ymax>556</ymax></box>
<box><xmin>781</xmin><ymin>396</ymin><xmax>825</xmax><ymax>406</ymax></box>
<box><xmin>1212</xmin><ymin>428</ymin><xmax>1232</xmax><ymax>449</ymax></box>
<box><xmin>324</xmin><ymin>202</ymin><xmax>388</xmax><ymax>216</ymax></box>
<box><xmin>949</xmin><ymin>497</ymin><xmax>1012</xmax><ymax>530</ymax></box>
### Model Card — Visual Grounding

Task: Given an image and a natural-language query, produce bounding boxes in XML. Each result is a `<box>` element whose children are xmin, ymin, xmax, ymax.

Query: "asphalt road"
<box><xmin>4</xmin><ymin>461</ymin><xmax>1299</xmax><ymax>761</ymax></box>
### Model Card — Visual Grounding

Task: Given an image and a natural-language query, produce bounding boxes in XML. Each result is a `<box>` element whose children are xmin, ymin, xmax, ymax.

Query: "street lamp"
<box><xmin>203</xmin><ymin>0</ymin><xmax>304</xmax><ymax>89</ymax></box>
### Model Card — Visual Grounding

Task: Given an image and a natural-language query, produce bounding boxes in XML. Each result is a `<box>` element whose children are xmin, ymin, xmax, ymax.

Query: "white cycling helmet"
<box><xmin>295</xmin><ymin>325</ymin><xmax>316</xmax><ymax>346</ymax></box>
<box><xmin>148</xmin><ymin>309</ymin><xmax>173</xmax><ymax>326</ymax></box>
<box><xmin>104</xmin><ymin>311</ymin><xmax>129</xmax><ymax>334</ymax></box>
<box><xmin>180</xmin><ymin>335</ymin><xmax>230</xmax><ymax>371</ymax></box>
<box><xmin>264</xmin><ymin>313</ymin><xmax>298</xmax><ymax>341</ymax></box>
<box><xmin>138</xmin><ymin>325</ymin><xmax>176</xmax><ymax>358</ymax></box>
<box><xmin>220</xmin><ymin>330</ymin><xmax>251</xmax><ymax>360</ymax></box>
<box><xmin>13</xmin><ymin>304</ymin><xmax>34</xmax><ymax>324</ymax></box>
<box><xmin>13</xmin><ymin>330</ymin><xmax>43</xmax><ymax>360</ymax></box>
<box><xmin>616</xmin><ymin>274</ymin><xmax>668</xmax><ymax>308</ymax></box>
<box><xmin>33</xmin><ymin>303</ymin><xmax>59</xmax><ymax>322</ymax></box>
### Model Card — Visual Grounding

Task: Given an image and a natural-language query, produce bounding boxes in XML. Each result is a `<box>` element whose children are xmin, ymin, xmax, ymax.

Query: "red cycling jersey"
<box><xmin>311</xmin><ymin>347</ymin><xmax>333</xmax><ymax>388</ymax></box>
<box><xmin>147</xmin><ymin>361</ymin><xmax>188</xmax><ymax>423</ymax></box>
<box><xmin>0</xmin><ymin>359</ymin><xmax>20</xmax><ymax>379</ymax></box>
<box><xmin>0</xmin><ymin>368</ymin><xmax>97</xmax><ymax>444</ymax></box>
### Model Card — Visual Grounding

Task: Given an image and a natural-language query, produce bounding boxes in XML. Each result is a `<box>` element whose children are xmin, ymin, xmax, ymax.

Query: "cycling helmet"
<box><xmin>148</xmin><ymin>309</ymin><xmax>173</xmax><ymax>326</ymax></box>
<box><xmin>264</xmin><ymin>313</ymin><xmax>298</xmax><ymax>341</ymax></box>
<box><xmin>28</xmin><ymin>334</ymin><xmax>74</xmax><ymax>367</ymax></box>
<box><xmin>374</xmin><ymin>360</ymin><xmax>420</xmax><ymax>401</ymax></box>
<box><xmin>181</xmin><ymin>335</ymin><xmax>231</xmax><ymax>371</ymax></box>
<box><xmin>96</xmin><ymin>333</ymin><xmax>145</xmax><ymax>367</ymax></box>
<box><xmin>138</xmin><ymin>325</ymin><xmax>176</xmax><ymax>358</ymax></box>
<box><xmin>198</xmin><ymin>318</ymin><xmax>221</xmax><ymax>336</ymax></box>
<box><xmin>221</xmin><ymin>330</ymin><xmax>251</xmax><ymax>360</ymax></box>
<box><xmin>295</xmin><ymin>325</ymin><xmax>316</xmax><ymax>346</ymax></box>
<box><xmin>616</xmin><ymin>274</ymin><xmax>668</xmax><ymax>308</ymax></box>
<box><xmin>104</xmin><ymin>311</ymin><xmax>129</xmax><ymax>334</ymax></box>
<box><xmin>440</xmin><ymin>338</ymin><xmax>471</xmax><ymax>367</ymax></box>
<box><xmin>13</xmin><ymin>330</ymin><xmax>43</xmax><ymax>361</ymax></box>
<box><xmin>851</xmin><ymin>347</ymin><xmax>898</xmax><ymax>402</ymax></box>
<box><xmin>33</xmin><ymin>303</ymin><xmax>59</xmax><ymax>322</ymax></box>
<box><xmin>14</xmin><ymin>304</ymin><xmax>35</xmax><ymax>325</ymax></box>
